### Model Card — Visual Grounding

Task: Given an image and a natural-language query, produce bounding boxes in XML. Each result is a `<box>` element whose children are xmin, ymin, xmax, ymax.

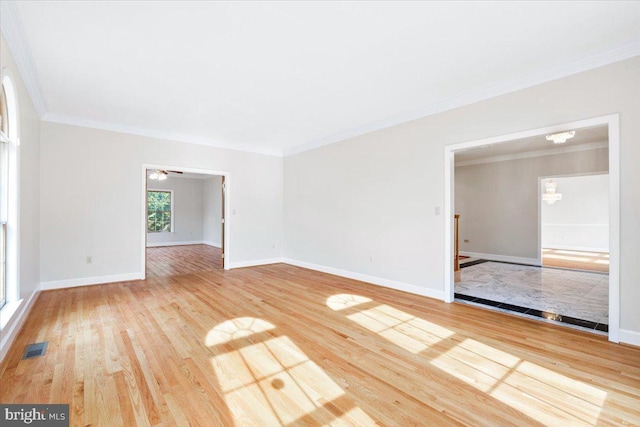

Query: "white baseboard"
<box><xmin>282</xmin><ymin>258</ymin><xmax>444</xmax><ymax>301</ymax></box>
<box><xmin>40</xmin><ymin>272</ymin><xmax>143</xmax><ymax>291</ymax></box>
<box><xmin>619</xmin><ymin>329</ymin><xmax>640</xmax><ymax>347</ymax></box>
<box><xmin>202</xmin><ymin>240</ymin><xmax>222</xmax><ymax>248</ymax></box>
<box><xmin>0</xmin><ymin>287</ymin><xmax>41</xmax><ymax>363</ymax></box>
<box><xmin>146</xmin><ymin>240</ymin><xmax>204</xmax><ymax>248</ymax></box>
<box><xmin>227</xmin><ymin>258</ymin><xmax>284</xmax><ymax>269</ymax></box>
<box><xmin>460</xmin><ymin>251</ymin><xmax>540</xmax><ymax>266</ymax></box>
<box><xmin>543</xmin><ymin>245</ymin><xmax>609</xmax><ymax>253</ymax></box>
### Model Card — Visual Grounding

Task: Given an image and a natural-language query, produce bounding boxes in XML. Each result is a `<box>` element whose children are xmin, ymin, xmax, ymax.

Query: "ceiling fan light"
<box><xmin>149</xmin><ymin>172</ymin><xmax>159</xmax><ymax>180</ymax></box>
<box><xmin>158</xmin><ymin>172</ymin><xmax>167</xmax><ymax>181</ymax></box>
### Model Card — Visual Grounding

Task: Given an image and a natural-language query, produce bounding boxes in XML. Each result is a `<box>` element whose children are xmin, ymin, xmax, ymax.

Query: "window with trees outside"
<box><xmin>147</xmin><ymin>190</ymin><xmax>173</xmax><ymax>232</ymax></box>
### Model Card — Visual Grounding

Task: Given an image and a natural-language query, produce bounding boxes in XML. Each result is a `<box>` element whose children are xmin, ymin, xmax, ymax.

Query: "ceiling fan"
<box><xmin>148</xmin><ymin>169</ymin><xmax>183</xmax><ymax>181</ymax></box>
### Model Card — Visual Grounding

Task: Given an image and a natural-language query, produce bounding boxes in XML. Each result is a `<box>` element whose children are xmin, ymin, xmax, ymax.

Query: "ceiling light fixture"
<box><xmin>546</xmin><ymin>130</ymin><xmax>575</xmax><ymax>144</ymax></box>
<box><xmin>542</xmin><ymin>179</ymin><xmax>562</xmax><ymax>205</ymax></box>
<box><xmin>148</xmin><ymin>170</ymin><xmax>168</xmax><ymax>181</ymax></box>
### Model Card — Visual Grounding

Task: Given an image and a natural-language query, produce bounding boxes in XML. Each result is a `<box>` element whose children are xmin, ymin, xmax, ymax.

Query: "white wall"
<box><xmin>455</xmin><ymin>149</ymin><xmax>608</xmax><ymax>261</ymax></box>
<box><xmin>146</xmin><ymin>177</ymin><xmax>204</xmax><ymax>246</ymax></box>
<box><xmin>0</xmin><ymin>33</ymin><xmax>41</xmax><ymax>360</ymax></box>
<box><xmin>284</xmin><ymin>56</ymin><xmax>640</xmax><ymax>338</ymax></box>
<box><xmin>541</xmin><ymin>174</ymin><xmax>609</xmax><ymax>252</ymax></box>
<box><xmin>40</xmin><ymin>122</ymin><xmax>283</xmax><ymax>285</ymax></box>
<box><xmin>203</xmin><ymin>176</ymin><xmax>223</xmax><ymax>247</ymax></box>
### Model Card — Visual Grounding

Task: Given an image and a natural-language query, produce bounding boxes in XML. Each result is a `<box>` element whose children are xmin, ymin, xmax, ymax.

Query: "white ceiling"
<box><xmin>455</xmin><ymin>125</ymin><xmax>608</xmax><ymax>165</ymax></box>
<box><xmin>5</xmin><ymin>1</ymin><xmax>640</xmax><ymax>156</ymax></box>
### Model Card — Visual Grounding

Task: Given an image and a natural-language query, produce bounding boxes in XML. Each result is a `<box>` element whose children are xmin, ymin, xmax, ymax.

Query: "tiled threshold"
<box><xmin>454</xmin><ymin>293</ymin><xmax>608</xmax><ymax>335</ymax></box>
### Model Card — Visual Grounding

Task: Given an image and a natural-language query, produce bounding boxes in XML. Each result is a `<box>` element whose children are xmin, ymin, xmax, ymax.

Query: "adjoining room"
<box><xmin>453</xmin><ymin>124</ymin><xmax>610</xmax><ymax>333</ymax></box>
<box><xmin>145</xmin><ymin>169</ymin><xmax>225</xmax><ymax>277</ymax></box>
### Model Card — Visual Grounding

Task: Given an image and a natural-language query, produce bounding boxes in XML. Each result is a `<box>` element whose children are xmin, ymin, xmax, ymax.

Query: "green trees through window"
<box><xmin>147</xmin><ymin>190</ymin><xmax>172</xmax><ymax>232</ymax></box>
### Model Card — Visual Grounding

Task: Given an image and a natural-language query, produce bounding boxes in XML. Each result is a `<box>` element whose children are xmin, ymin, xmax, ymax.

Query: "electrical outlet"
<box><xmin>369</xmin><ymin>256</ymin><xmax>373</xmax><ymax>263</ymax></box>
<box><xmin>86</xmin><ymin>256</ymin><xmax>93</xmax><ymax>264</ymax></box>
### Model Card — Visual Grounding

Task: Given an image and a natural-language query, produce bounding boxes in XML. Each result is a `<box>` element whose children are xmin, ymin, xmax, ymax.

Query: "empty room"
<box><xmin>1</xmin><ymin>1</ymin><xmax>639</xmax><ymax>426</ymax></box>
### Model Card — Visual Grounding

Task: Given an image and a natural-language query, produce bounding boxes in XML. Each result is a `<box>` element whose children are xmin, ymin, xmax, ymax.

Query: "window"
<box><xmin>0</xmin><ymin>75</ymin><xmax>15</xmax><ymax>310</ymax></box>
<box><xmin>147</xmin><ymin>190</ymin><xmax>173</xmax><ymax>232</ymax></box>
<box><xmin>0</xmin><ymin>85</ymin><xmax>8</xmax><ymax>138</ymax></box>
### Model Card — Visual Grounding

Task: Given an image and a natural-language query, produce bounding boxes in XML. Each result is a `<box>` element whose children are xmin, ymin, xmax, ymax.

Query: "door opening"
<box><xmin>444</xmin><ymin>114</ymin><xmax>620</xmax><ymax>342</ymax></box>
<box><xmin>141</xmin><ymin>165</ymin><xmax>230</xmax><ymax>279</ymax></box>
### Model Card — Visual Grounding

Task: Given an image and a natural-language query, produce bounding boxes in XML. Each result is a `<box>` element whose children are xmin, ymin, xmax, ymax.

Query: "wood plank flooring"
<box><xmin>542</xmin><ymin>248</ymin><xmax>609</xmax><ymax>273</ymax></box>
<box><xmin>146</xmin><ymin>244</ymin><xmax>222</xmax><ymax>278</ymax></box>
<box><xmin>1</xmin><ymin>263</ymin><xmax>639</xmax><ymax>426</ymax></box>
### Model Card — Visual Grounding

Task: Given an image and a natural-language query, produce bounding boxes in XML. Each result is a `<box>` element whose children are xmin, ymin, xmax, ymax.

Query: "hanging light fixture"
<box><xmin>542</xmin><ymin>179</ymin><xmax>562</xmax><ymax>204</ymax></box>
<box><xmin>546</xmin><ymin>130</ymin><xmax>575</xmax><ymax>144</ymax></box>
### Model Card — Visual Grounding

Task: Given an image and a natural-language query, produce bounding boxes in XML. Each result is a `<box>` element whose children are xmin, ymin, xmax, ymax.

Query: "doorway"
<box><xmin>141</xmin><ymin>164</ymin><xmax>230</xmax><ymax>279</ymax></box>
<box><xmin>540</xmin><ymin>173</ymin><xmax>609</xmax><ymax>273</ymax></box>
<box><xmin>444</xmin><ymin>114</ymin><xmax>620</xmax><ymax>342</ymax></box>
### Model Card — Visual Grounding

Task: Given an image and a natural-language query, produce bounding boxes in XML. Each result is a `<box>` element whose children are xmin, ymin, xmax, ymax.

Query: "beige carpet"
<box><xmin>542</xmin><ymin>248</ymin><xmax>609</xmax><ymax>273</ymax></box>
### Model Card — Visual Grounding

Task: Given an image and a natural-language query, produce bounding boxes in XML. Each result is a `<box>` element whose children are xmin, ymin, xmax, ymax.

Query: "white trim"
<box><xmin>444</xmin><ymin>114</ymin><xmax>620</xmax><ymax>343</ymax></box>
<box><xmin>141</xmin><ymin>164</ymin><xmax>231</xmax><ymax>277</ymax></box>
<box><xmin>607</xmin><ymin>116</ymin><xmax>620</xmax><ymax>343</ymax></box>
<box><xmin>228</xmin><ymin>258</ymin><xmax>284</xmax><ymax>269</ymax></box>
<box><xmin>283</xmin><ymin>258</ymin><xmax>444</xmax><ymax>301</ymax></box>
<box><xmin>443</xmin><ymin>146</ymin><xmax>455</xmax><ymax>303</ymax></box>
<box><xmin>45</xmin><ymin>113</ymin><xmax>281</xmax><ymax>157</ymax></box>
<box><xmin>40</xmin><ymin>272</ymin><xmax>142</xmax><ymax>291</ymax></box>
<box><xmin>203</xmin><ymin>240</ymin><xmax>221</xmax><ymax>248</ymax></box>
<box><xmin>619</xmin><ymin>329</ymin><xmax>640</xmax><ymax>348</ymax></box>
<box><xmin>284</xmin><ymin>40</ymin><xmax>640</xmax><ymax>156</ymax></box>
<box><xmin>459</xmin><ymin>252</ymin><xmax>540</xmax><ymax>266</ymax></box>
<box><xmin>0</xmin><ymin>1</ymin><xmax>47</xmax><ymax>117</ymax></box>
<box><xmin>146</xmin><ymin>240</ymin><xmax>205</xmax><ymax>248</ymax></box>
<box><xmin>455</xmin><ymin>141</ymin><xmax>608</xmax><ymax>167</ymax></box>
<box><xmin>0</xmin><ymin>286</ymin><xmax>40</xmax><ymax>363</ymax></box>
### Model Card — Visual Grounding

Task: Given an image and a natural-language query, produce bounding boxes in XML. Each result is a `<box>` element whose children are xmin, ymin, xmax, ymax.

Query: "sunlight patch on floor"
<box><xmin>346</xmin><ymin>304</ymin><xmax>454</xmax><ymax>354</ymax></box>
<box><xmin>206</xmin><ymin>317</ymin><xmax>376</xmax><ymax>426</ymax></box>
<box><xmin>431</xmin><ymin>338</ymin><xmax>606</xmax><ymax>425</ymax></box>
<box><xmin>326</xmin><ymin>294</ymin><xmax>372</xmax><ymax>311</ymax></box>
<box><xmin>545</xmin><ymin>254</ymin><xmax>597</xmax><ymax>262</ymax></box>
<box><xmin>330</xmin><ymin>294</ymin><xmax>608</xmax><ymax>426</ymax></box>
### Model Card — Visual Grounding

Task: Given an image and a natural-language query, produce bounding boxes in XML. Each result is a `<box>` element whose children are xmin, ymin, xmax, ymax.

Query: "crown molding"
<box><xmin>455</xmin><ymin>140</ymin><xmax>609</xmax><ymax>167</ymax></box>
<box><xmin>3</xmin><ymin>0</ymin><xmax>638</xmax><ymax>158</ymax></box>
<box><xmin>0</xmin><ymin>1</ymin><xmax>47</xmax><ymax>118</ymax></box>
<box><xmin>283</xmin><ymin>39</ymin><xmax>640</xmax><ymax>156</ymax></box>
<box><xmin>42</xmin><ymin>112</ymin><xmax>283</xmax><ymax>157</ymax></box>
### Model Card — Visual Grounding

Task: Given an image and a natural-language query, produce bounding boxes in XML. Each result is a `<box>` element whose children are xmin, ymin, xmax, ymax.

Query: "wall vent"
<box><xmin>22</xmin><ymin>342</ymin><xmax>48</xmax><ymax>360</ymax></box>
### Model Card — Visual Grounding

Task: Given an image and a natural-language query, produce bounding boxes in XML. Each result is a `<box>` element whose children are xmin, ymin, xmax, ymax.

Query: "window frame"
<box><xmin>146</xmin><ymin>189</ymin><xmax>174</xmax><ymax>233</ymax></box>
<box><xmin>0</xmin><ymin>71</ymin><xmax>18</xmax><ymax>311</ymax></box>
<box><xmin>0</xmin><ymin>84</ymin><xmax>8</xmax><ymax>142</ymax></box>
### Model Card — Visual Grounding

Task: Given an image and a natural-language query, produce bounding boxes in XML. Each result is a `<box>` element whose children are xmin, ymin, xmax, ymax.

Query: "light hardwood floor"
<box><xmin>146</xmin><ymin>244</ymin><xmax>222</xmax><ymax>278</ymax></box>
<box><xmin>1</xmin><ymin>262</ymin><xmax>639</xmax><ymax>426</ymax></box>
<box><xmin>542</xmin><ymin>248</ymin><xmax>609</xmax><ymax>273</ymax></box>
